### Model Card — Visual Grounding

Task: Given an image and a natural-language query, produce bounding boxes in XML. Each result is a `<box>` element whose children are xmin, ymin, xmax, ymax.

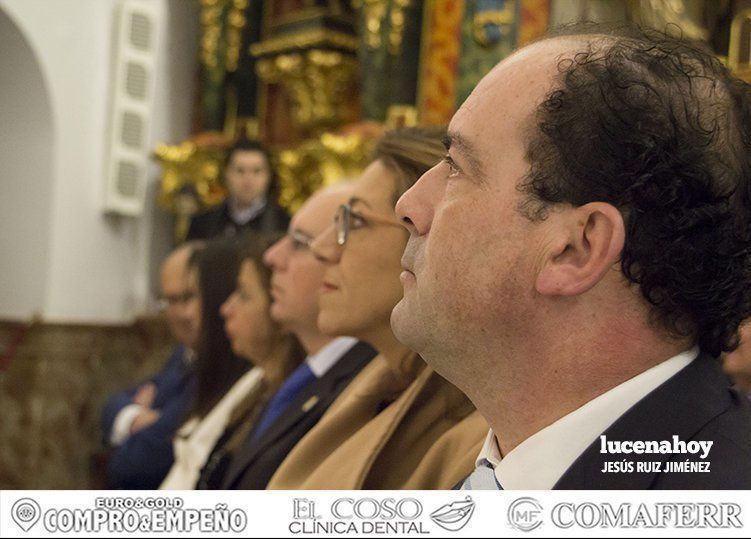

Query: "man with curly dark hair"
<box><xmin>391</xmin><ymin>24</ymin><xmax>751</xmax><ymax>489</ymax></box>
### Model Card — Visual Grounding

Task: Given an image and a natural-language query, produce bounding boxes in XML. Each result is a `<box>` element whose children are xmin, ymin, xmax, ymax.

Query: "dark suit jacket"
<box><xmin>217</xmin><ymin>341</ymin><xmax>376</xmax><ymax>489</ymax></box>
<box><xmin>555</xmin><ymin>353</ymin><xmax>751</xmax><ymax>489</ymax></box>
<box><xmin>102</xmin><ymin>345</ymin><xmax>196</xmax><ymax>489</ymax></box>
<box><xmin>186</xmin><ymin>200</ymin><xmax>289</xmax><ymax>241</ymax></box>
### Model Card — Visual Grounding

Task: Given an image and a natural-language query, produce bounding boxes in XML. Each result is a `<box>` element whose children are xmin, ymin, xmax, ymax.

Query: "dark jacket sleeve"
<box><xmin>103</xmin><ymin>346</ymin><xmax>196</xmax><ymax>489</ymax></box>
<box><xmin>100</xmin><ymin>347</ymin><xmax>186</xmax><ymax>443</ymax></box>
<box><xmin>106</xmin><ymin>390</ymin><xmax>194</xmax><ymax>489</ymax></box>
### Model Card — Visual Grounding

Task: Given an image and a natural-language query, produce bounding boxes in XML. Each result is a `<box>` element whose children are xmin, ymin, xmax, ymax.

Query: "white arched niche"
<box><xmin>0</xmin><ymin>6</ymin><xmax>54</xmax><ymax>320</ymax></box>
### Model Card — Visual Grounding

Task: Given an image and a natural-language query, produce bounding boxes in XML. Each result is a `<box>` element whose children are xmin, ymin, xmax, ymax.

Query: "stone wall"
<box><xmin>0</xmin><ymin>318</ymin><xmax>174</xmax><ymax>489</ymax></box>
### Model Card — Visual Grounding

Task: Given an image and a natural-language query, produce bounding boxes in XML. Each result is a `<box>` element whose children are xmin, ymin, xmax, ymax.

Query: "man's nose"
<box><xmin>220</xmin><ymin>294</ymin><xmax>235</xmax><ymax>318</ymax></box>
<box><xmin>395</xmin><ymin>163</ymin><xmax>439</xmax><ymax>236</ymax></box>
<box><xmin>263</xmin><ymin>238</ymin><xmax>286</xmax><ymax>269</ymax></box>
<box><xmin>311</xmin><ymin>223</ymin><xmax>342</xmax><ymax>264</ymax></box>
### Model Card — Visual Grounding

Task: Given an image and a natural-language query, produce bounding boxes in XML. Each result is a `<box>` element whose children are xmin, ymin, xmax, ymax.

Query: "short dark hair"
<box><xmin>520</xmin><ymin>24</ymin><xmax>751</xmax><ymax>356</ymax></box>
<box><xmin>226</xmin><ymin>138</ymin><xmax>280</xmax><ymax>203</ymax></box>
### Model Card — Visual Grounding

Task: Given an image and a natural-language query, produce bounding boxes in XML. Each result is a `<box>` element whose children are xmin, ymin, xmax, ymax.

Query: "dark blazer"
<box><xmin>102</xmin><ymin>345</ymin><xmax>196</xmax><ymax>489</ymax></box>
<box><xmin>555</xmin><ymin>353</ymin><xmax>751</xmax><ymax>489</ymax></box>
<box><xmin>216</xmin><ymin>341</ymin><xmax>376</xmax><ymax>490</ymax></box>
<box><xmin>186</xmin><ymin>200</ymin><xmax>289</xmax><ymax>241</ymax></box>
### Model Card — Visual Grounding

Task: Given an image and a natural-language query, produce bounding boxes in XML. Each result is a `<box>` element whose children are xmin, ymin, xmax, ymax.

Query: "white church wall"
<box><xmin>0</xmin><ymin>7</ymin><xmax>54</xmax><ymax>320</ymax></box>
<box><xmin>0</xmin><ymin>0</ymin><xmax>198</xmax><ymax>323</ymax></box>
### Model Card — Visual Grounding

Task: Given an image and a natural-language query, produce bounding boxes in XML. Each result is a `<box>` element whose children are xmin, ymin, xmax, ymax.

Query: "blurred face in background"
<box><xmin>263</xmin><ymin>185</ymin><xmax>352</xmax><ymax>334</ymax></box>
<box><xmin>225</xmin><ymin>149</ymin><xmax>272</xmax><ymax>208</ymax></box>
<box><xmin>161</xmin><ymin>248</ymin><xmax>202</xmax><ymax>350</ymax></box>
<box><xmin>311</xmin><ymin>160</ymin><xmax>406</xmax><ymax>344</ymax></box>
<box><xmin>221</xmin><ymin>260</ymin><xmax>275</xmax><ymax>362</ymax></box>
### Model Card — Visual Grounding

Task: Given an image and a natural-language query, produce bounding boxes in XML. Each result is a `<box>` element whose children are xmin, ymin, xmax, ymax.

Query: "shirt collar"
<box><xmin>305</xmin><ymin>337</ymin><xmax>358</xmax><ymax>378</ymax></box>
<box><xmin>229</xmin><ymin>197</ymin><xmax>266</xmax><ymax>225</ymax></box>
<box><xmin>476</xmin><ymin>347</ymin><xmax>698</xmax><ymax>489</ymax></box>
<box><xmin>182</xmin><ymin>346</ymin><xmax>196</xmax><ymax>365</ymax></box>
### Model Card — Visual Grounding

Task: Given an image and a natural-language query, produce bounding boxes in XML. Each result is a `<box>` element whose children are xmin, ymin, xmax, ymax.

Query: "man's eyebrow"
<box><xmin>348</xmin><ymin>196</ymin><xmax>372</xmax><ymax>209</ymax></box>
<box><xmin>290</xmin><ymin>227</ymin><xmax>314</xmax><ymax>240</ymax></box>
<box><xmin>445</xmin><ymin>131</ymin><xmax>486</xmax><ymax>180</ymax></box>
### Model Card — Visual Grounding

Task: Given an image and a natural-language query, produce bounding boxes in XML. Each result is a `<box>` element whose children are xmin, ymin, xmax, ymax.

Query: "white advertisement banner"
<box><xmin>1</xmin><ymin>490</ymin><xmax>750</xmax><ymax>538</ymax></box>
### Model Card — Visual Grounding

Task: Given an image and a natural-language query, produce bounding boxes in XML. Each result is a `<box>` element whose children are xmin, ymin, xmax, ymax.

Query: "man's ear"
<box><xmin>535</xmin><ymin>202</ymin><xmax>625</xmax><ymax>297</ymax></box>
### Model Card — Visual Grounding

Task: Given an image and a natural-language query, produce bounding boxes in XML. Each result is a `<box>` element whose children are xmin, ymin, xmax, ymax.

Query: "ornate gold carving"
<box><xmin>200</xmin><ymin>0</ymin><xmax>248</xmax><ymax>74</ymax></box>
<box><xmin>200</xmin><ymin>0</ymin><xmax>224</xmax><ymax>75</ymax></box>
<box><xmin>276</xmin><ymin>132</ymin><xmax>376</xmax><ymax>213</ymax></box>
<box><xmin>249</xmin><ymin>29</ymin><xmax>359</xmax><ymax>56</ymax></box>
<box><xmin>388</xmin><ymin>0</ymin><xmax>411</xmax><ymax>55</ymax></box>
<box><xmin>270</xmin><ymin>6</ymin><xmax>355</xmax><ymax>29</ymax></box>
<box><xmin>353</xmin><ymin>0</ymin><xmax>388</xmax><ymax>50</ymax></box>
<box><xmin>154</xmin><ymin>136</ymin><xmax>230</xmax><ymax>242</ymax></box>
<box><xmin>226</xmin><ymin>0</ymin><xmax>248</xmax><ymax>72</ymax></box>
<box><xmin>353</xmin><ymin>0</ymin><xmax>411</xmax><ymax>55</ymax></box>
<box><xmin>255</xmin><ymin>49</ymin><xmax>358</xmax><ymax>132</ymax></box>
<box><xmin>386</xmin><ymin>104</ymin><xmax>419</xmax><ymax>128</ymax></box>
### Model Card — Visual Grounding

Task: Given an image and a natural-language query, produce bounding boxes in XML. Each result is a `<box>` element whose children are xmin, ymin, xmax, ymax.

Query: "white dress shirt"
<box><xmin>229</xmin><ymin>198</ymin><xmax>266</xmax><ymax>225</ymax></box>
<box><xmin>305</xmin><ymin>337</ymin><xmax>358</xmax><ymax>378</ymax></box>
<box><xmin>474</xmin><ymin>347</ymin><xmax>698</xmax><ymax>489</ymax></box>
<box><xmin>160</xmin><ymin>367</ymin><xmax>265</xmax><ymax>490</ymax></box>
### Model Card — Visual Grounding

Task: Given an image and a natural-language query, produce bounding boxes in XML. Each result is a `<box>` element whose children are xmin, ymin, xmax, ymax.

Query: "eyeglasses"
<box><xmin>157</xmin><ymin>291</ymin><xmax>196</xmax><ymax>311</ymax></box>
<box><xmin>286</xmin><ymin>230</ymin><xmax>314</xmax><ymax>251</ymax></box>
<box><xmin>335</xmin><ymin>203</ymin><xmax>403</xmax><ymax>246</ymax></box>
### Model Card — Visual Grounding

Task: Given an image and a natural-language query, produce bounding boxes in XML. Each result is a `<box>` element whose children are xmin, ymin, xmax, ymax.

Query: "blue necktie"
<box><xmin>252</xmin><ymin>362</ymin><xmax>316</xmax><ymax>440</ymax></box>
<box><xmin>461</xmin><ymin>459</ymin><xmax>504</xmax><ymax>490</ymax></box>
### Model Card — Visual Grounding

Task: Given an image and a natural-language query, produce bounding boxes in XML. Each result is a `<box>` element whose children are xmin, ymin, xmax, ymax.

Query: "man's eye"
<box><xmin>443</xmin><ymin>154</ymin><xmax>460</xmax><ymax>178</ymax></box>
<box><xmin>288</xmin><ymin>232</ymin><xmax>311</xmax><ymax>250</ymax></box>
<box><xmin>291</xmin><ymin>238</ymin><xmax>307</xmax><ymax>250</ymax></box>
<box><xmin>350</xmin><ymin>212</ymin><xmax>366</xmax><ymax>229</ymax></box>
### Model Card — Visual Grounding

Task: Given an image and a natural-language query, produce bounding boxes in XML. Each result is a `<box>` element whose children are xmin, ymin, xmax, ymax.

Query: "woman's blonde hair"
<box><xmin>373</xmin><ymin>126</ymin><xmax>446</xmax><ymax>205</ymax></box>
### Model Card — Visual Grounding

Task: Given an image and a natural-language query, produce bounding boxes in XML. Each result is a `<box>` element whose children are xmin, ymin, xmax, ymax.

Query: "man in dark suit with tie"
<box><xmin>391</xmin><ymin>24</ymin><xmax>751</xmax><ymax>489</ymax></box>
<box><xmin>217</xmin><ymin>183</ymin><xmax>375</xmax><ymax>489</ymax></box>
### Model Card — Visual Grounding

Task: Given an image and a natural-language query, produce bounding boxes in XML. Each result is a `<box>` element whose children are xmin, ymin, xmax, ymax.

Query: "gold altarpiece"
<box><xmin>155</xmin><ymin>0</ymin><xmax>751</xmax><ymax>243</ymax></box>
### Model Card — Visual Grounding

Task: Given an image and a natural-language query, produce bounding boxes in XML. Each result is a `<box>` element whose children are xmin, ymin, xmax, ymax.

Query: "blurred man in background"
<box><xmin>102</xmin><ymin>242</ymin><xmax>202</xmax><ymax>489</ymax></box>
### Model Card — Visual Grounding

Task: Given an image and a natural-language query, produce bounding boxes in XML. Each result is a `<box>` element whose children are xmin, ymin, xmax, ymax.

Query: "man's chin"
<box><xmin>390</xmin><ymin>299</ymin><xmax>417</xmax><ymax>348</ymax></box>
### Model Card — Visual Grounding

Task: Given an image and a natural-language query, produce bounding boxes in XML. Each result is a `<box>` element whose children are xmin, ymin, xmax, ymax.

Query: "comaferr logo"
<box><xmin>508</xmin><ymin>497</ymin><xmax>543</xmax><ymax>532</ymax></box>
<box><xmin>430</xmin><ymin>496</ymin><xmax>476</xmax><ymax>532</ymax></box>
<box><xmin>551</xmin><ymin>502</ymin><xmax>742</xmax><ymax>529</ymax></box>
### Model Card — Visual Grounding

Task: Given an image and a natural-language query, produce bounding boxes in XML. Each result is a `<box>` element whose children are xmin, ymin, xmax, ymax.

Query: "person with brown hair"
<box><xmin>217</xmin><ymin>183</ymin><xmax>377</xmax><ymax>490</ymax></box>
<box><xmin>160</xmin><ymin>235</ymin><xmax>302</xmax><ymax>489</ymax></box>
<box><xmin>266</xmin><ymin>127</ymin><xmax>487</xmax><ymax>490</ymax></box>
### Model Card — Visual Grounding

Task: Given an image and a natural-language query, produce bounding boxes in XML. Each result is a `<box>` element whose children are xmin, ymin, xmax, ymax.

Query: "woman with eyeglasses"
<box><xmin>266</xmin><ymin>127</ymin><xmax>488</xmax><ymax>490</ymax></box>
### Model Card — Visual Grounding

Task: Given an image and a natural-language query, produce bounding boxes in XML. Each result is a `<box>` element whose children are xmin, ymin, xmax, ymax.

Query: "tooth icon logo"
<box><xmin>430</xmin><ymin>496</ymin><xmax>475</xmax><ymax>532</ymax></box>
<box><xmin>11</xmin><ymin>498</ymin><xmax>41</xmax><ymax>532</ymax></box>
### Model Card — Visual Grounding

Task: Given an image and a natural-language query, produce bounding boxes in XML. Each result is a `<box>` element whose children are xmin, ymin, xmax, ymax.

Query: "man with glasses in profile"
<box><xmin>101</xmin><ymin>242</ymin><xmax>203</xmax><ymax>489</ymax></box>
<box><xmin>217</xmin><ymin>183</ymin><xmax>376</xmax><ymax>490</ymax></box>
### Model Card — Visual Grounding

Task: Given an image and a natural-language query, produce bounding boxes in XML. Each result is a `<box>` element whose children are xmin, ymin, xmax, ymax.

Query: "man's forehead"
<box><xmin>292</xmin><ymin>186</ymin><xmax>351</xmax><ymax>231</ymax></box>
<box><xmin>448</xmin><ymin>37</ymin><xmax>591</xmax><ymax>161</ymax></box>
<box><xmin>464</xmin><ymin>35</ymin><xmax>597</xmax><ymax>106</ymax></box>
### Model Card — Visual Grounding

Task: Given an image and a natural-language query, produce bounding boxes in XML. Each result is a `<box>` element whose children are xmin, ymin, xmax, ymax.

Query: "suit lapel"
<box><xmin>554</xmin><ymin>354</ymin><xmax>732</xmax><ymax>489</ymax></box>
<box><xmin>222</xmin><ymin>341</ymin><xmax>375</xmax><ymax>488</ymax></box>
